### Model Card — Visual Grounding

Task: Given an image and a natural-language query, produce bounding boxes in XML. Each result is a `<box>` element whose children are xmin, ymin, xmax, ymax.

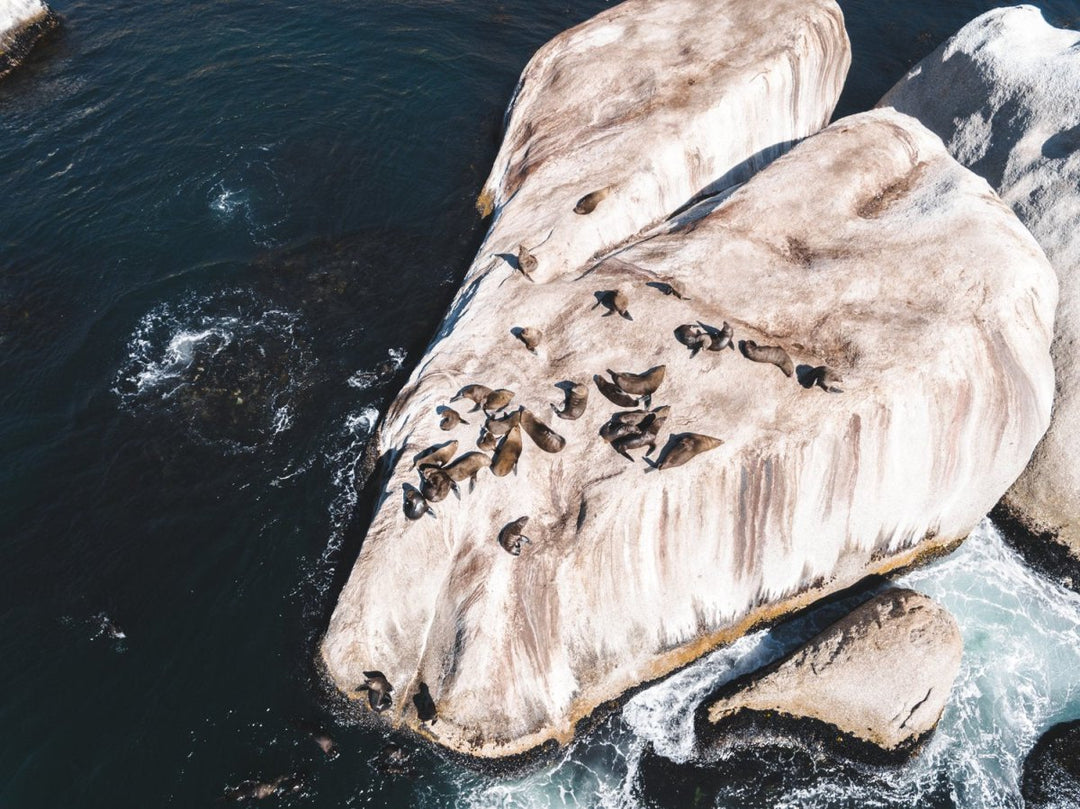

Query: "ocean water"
<box><xmin>2</xmin><ymin>1</ymin><xmax>1079</xmax><ymax>807</ymax></box>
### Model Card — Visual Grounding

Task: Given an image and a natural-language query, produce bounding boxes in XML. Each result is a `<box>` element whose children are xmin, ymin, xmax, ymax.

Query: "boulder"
<box><xmin>471</xmin><ymin>0</ymin><xmax>850</xmax><ymax>282</ymax></box>
<box><xmin>320</xmin><ymin>98</ymin><xmax>1055</xmax><ymax>759</ymax></box>
<box><xmin>879</xmin><ymin>6</ymin><xmax>1080</xmax><ymax>562</ymax></box>
<box><xmin>1022</xmin><ymin>719</ymin><xmax>1080</xmax><ymax>809</ymax></box>
<box><xmin>0</xmin><ymin>0</ymin><xmax>57</xmax><ymax>80</ymax></box>
<box><xmin>704</xmin><ymin>589</ymin><xmax>962</xmax><ymax>758</ymax></box>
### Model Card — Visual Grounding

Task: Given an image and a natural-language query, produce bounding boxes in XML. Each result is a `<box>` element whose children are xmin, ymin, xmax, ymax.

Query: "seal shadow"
<box><xmin>592</xmin><ymin>290</ymin><xmax>633</xmax><ymax>320</ymax></box>
<box><xmin>1043</xmin><ymin>122</ymin><xmax>1080</xmax><ymax>160</ymax></box>
<box><xmin>795</xmin><ymin>364</ymin><xmax>817</xmax><ymax>389</ymax></box>
<box><xmin>412</xmin><ymin>440</ymin><xmax>457</xmax><ymax>468</ymax></box>
<box><xmin>497</xmin><ymin>252</ymin><xmax>522</xmax><ymax>272</ymax></box>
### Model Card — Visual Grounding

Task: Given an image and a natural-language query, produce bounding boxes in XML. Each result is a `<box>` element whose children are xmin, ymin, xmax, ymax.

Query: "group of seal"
<box><xmin>673</xmin><ymin>315</ymin><xmax>845</xmax><ymax>394</ymax></box>
<box><xmin>675</xmin><ymin>321</ymin><xmax>734</xmax><ymax>356</ymax></box>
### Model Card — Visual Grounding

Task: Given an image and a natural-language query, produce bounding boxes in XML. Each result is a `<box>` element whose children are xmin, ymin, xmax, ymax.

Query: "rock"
<box><xmin>879</xmin><ymin>7</ymin><xmax>1080</xmax><ymax>563</ymax></box>
<box><xmin>704</xmin><ymin>589</ymin><xmax>962</xmax><ymax>758</ymax></box>
<box><xmin>0</xmin><ymin>0</ymin><xmax>57</xmax><ymax>80</ymax></box>
<box><xmin>320</xmin><ymin>98</ymin><xmax>1055</xmax><ymax>759</ymax></box>
<box><xmin>471</xmin><ymin>0</ymin><xmax>850</xmax><ymax>281</ymax></box>
<box><xmin>1022</xmin><ymin>719</ymin><xmax>1080</xmax><ymax>809</ymax></box>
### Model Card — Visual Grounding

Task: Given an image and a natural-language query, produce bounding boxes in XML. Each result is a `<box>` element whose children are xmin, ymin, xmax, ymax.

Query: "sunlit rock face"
<box><xmin>705</xmin><ymin>589</ymin><xmax>962</xmax><ymax>757</ymax></box>
<box><xmin>879</xmin><ymin>6</ymin><xmax>1080</xmax><ymax>560</ymax></box>
<box><xmin>321</xmin><ymin>98</ymin><xmax>1055</xmax><ymax>758</ymax></box>
<box><xmin>0</xmin><ymin>0</ymin><xmax>57</xmax><ymax>80</ymax></box>
<box><xmin>472</xmin><ymin>0</ymin><xmax>851</xmax><ymax>282</ymax></box>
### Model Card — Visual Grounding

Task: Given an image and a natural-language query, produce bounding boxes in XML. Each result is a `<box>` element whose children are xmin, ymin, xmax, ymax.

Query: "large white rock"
<box><xmin>320</xmin><ymin>100</ymin><xmax>1055</xmax><ymax>759</ymax></box>
<box><xmin>879</xmin><ymin>6</ymin><xmax>1080</xmax><ymax>558</ymax></box>
<box><xmin>706</xmin><ymin>589</ymin><xmax>963</xmax><ymax>755</ymax></box>
<box><xmin>0</xmin><ymin>0</ymin><xmax>55</xmax><ymax>79</ymax></box>
<box><xmin>471</xmin><ymin>0</ymin><xmax>850</xmax><ymax>282</ymax></box>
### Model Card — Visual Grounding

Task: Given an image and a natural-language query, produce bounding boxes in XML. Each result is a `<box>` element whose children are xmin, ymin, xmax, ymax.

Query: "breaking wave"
<box><xmin>440</xmin><ymin>520</ymin><xmax>1080</xmax><ymax>808</ymax></box>
<box><xmin>114</xmin><ymin>290</ymin><xmax>313</xmax><ymax>450</ymax></box>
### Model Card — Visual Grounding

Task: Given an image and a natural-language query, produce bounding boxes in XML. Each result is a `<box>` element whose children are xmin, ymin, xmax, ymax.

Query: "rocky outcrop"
<box><xmin>879</xmin><ymin>6</ymin><xmax>1080</xmax><ymax>562</ymax></box>
<box><xmin>704</xmin><ymin>589</ymin><xmax>962</xmax><ymax>759</ymax></box>
<box><xmin>471</xmin><ymin>0</ymin><xmax>850</xmax><ymax>282</ymax></box>
<box><xmin>320</xmin><ymin>94</ymin><xmax>1055</xmax><ymax>758</ymax></box>
<box><xmin>0</xmin><ymin>0</ymin><xmax>57</xmax><ymax>80</ymax></box>
<box><xmin>1023</xmin><ymin>719</ymin><xmax>1080</xmax><ymax>809</ymax></box>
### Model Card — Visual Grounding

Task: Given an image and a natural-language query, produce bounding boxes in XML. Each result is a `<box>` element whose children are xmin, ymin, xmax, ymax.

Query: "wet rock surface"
<box><xmin>1022</xmin><ymin>719</ymin><xmax>1080</xmax><ymax>809</ymax></box>
<box><xmin>0</xmin><ymin>0</ymin><xmax>57</xmax><ymax>80</ymax></box>
<box><xmin>704</xmin><ymin>589</ymin><xmax>962</xmax><ymax>759</ymax></box>
<box><xmin>321</xmin><ymin>2</ymin><xmax>1054</xmax><ymax>760</ymax></box>
<box><xmin>880</xmin><ymin>6</ymin><xmax>1080</xmax><ymax>565</ymax></box>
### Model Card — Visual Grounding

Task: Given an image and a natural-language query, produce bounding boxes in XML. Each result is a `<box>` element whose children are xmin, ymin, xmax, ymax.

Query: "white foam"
<box><xmin>0</xmin><ymin>0</ymin><xmax>47</xmax><ymax>38</ymax></box>
<box><xmin>444</xmin><ymin>519</ymin><xmax>1080</xmax><ymax>807</ymax></box>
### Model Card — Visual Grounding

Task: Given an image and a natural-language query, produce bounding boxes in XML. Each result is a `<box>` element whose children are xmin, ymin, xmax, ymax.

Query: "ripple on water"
<box><xmin>114</xmin><ymin>289</ymin><xmax>313</xmax><ymax>450</ymax></box>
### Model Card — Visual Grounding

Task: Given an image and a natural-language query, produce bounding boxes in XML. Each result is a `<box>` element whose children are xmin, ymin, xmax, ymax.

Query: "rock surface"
<box><xmin>321</xmin><ymin>98</ymin><xmax>1055</xmax><ymax>759</ymax></box>
<box><xmin>880</xmin><ymin>6</ymin><xmax>1080</xmax><ymax>561</ymax></box>
<box><xmin>472</xmin><ymin>0</ymin><xmax>850</xmax><ymax>281</ymax></box>
<box><xmin>705</xmin><ymin>589</ymin><xmax>962</xmax><ymax>756</ymax></box>
<box><xmin>0</xmin><ymin>0</ymin><xmax>56</xmax><ymax>80</ymax></box>
<box><xmin>1022</xmin><ymin>719</ymin><xmax>1080</xmax><ymax>809</ymax></box>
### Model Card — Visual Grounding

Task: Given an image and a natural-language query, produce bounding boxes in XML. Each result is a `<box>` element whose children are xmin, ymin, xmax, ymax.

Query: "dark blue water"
<box><xmin>3</xmin><ymin>1</ymin><xmax>1080</xmax><ymax>807</ymax></box>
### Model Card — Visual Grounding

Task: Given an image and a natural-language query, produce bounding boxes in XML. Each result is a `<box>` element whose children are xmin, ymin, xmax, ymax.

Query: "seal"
<box><xmin>491</xmin><ymin>422</ymin><xmax>523</xmax><ymax>477</ymax></box>
<box><xmin>354</xmin><ymin>671</ymin><xmax>394</xmax><ymax>712</ymax></box>
<box><xmin>574</xmin><ymin>187</ymin><xmax>610</xmax><ymax>215</ymax></box>
<box><xmin>517</xmin><ymin>244</ymin><xmax>538</xmax><ymax>280</ymax></box>
<box><xmin>498</xmin><ymin>516</ymin><xmax>531</xmax><ymax>555</ymax></box>
<box><xmin>403</xmin><ymin>484</ymin><xmax>435</xmax><ymax>520</ymax></box>
<box><xmin>485</xmin><ymin>409</ymin><xmax>521</xmax><ymax>436</ymax></box>
<box><xmin>552</xmin><ymin>381</ymin><xmax>588</xmax><ymax>420</ymax></box>
<box><xmin>518</xmin><ymin>408</ymin><xmax>566</xmax><ymax>453</ymax></box>
<box><xmin>443</xmin><ymin>451</ymin><xmax>492</xmax><ymax>490</ymax></box>
<box><xmin>476</xmin><ymin>426</ymin><xmax>498</xmax><ymax>452</ymax></box>
<box><xmin>607</xmin><ymin>365</ymin><xmax>666</xmax><ymax>396</ymax></box>
<box><xmin>594</xmin><ymin>373</ymin><xmax>638</xmax><ymax>408</ymax></box>
<box><xmin>373</xmin><ymin>743</ymin><xmax>416</xmax><ymax>777</ymax></box>
<box><xmin>450</xmin><ymin>384</ymin><xmax>492</xmax><ymax>412</ymax></box>
<box><xmin>412</xmin><ymin>440</ymin><xmax>459</xmax><ymax>469</ymax></box>
<box><xmin>606</xmin><ymin>406</ymin><xmax>668</xmax><ymax>460</ymax></box>
<box><xmin>512</xmin><ymin>326</ymin><xmax>542</xmax><ymax>353</ymax></box>
<box><xmin>419</xmin><ymin>467</ymin><xmax>457</xmax><ymax>503</ymax></box>
<box><xmin>675</xmin><ymin>324</ymin><xmax>710</xmax><ymax>356</ymax></box>
<box><xmin>740</xmin><ymin>340</ymin><xmax>794</xmax><ymax>377</ymax></box>
<box><xmin>438</xmin><ymin>406</ymin><xmax>469</xmax><ymax>431</ymax></box>
<box><xmin>807</xmin><ymin>365</ymin><xmax>844</xmax><ymax>393</ymax></box>
<box><xmin>655</xmin><ymin>433</ymin><xmax>724</xmax><ymax>470</ymax></box>
<box><xmin>701</xmin><ymin>321</ymin><xmax>735</xmax><ymax>352</ymax></box>
<box><xmin>291</xmin><ymin>718</ymin><xmax>340</xmax><ymax>760</ymax></box>
<box><xmin>224</xmin><ymin>773</ymin><xmax>306</xmax><ymax>802</ymax></box>
<box><xmin>646</xmin><ymin>279</ymin><xmax>690</xmax><ymax>299</ymax></box>
<box><xmin>483</xmin><ymin>388</ymin><xmax>515</xmax><ymax>414</ymax></box>
<box><xmin>412</xmin><ymin>682</ymin><xmax>438</xmax><ymax>725</ymax></box>
<box><xmin>592</xmin><ymin>289</ymin><xmax>632</xmax><ymax>320</ymax></box>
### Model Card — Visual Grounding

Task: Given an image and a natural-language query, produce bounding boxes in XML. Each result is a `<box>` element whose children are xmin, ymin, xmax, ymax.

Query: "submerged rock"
<box><xmin>1022</xmin><ymin>719</ymin><xmax>1080</xmax><ymax>809</ymax></box>
<box><xmin>880</xmin><ymin>7</ymin><xmax>1080</xmax><ymax>564</ymax></box>
<box><xmin>0</xmin><ymin>0</ymin><xmax>57</xmax><ymax>80</ymax></box>
<box><xmin>704</xmin><ymin>589</ymin><xmax>962</xmax><ymax>759</ymax></box>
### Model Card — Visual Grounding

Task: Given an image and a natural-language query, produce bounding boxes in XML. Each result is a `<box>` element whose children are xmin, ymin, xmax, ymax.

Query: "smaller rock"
<box><xmin>705</xmin><ymin>589</ymin><xmax>961</xmax><ymax>759</ymax></box>
<box><xmin>1023</xmin><ymin>719</ymin><xmax>1080</xmax><ymax>809</ymax></box>
<box><xmin>0</xmin><ymin>1</ymin><xmax>58</xmax><ymax>81</ymax></box>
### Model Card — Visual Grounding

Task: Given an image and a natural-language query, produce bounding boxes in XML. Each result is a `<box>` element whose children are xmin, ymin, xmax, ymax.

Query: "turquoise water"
<box><xmin>2</xmin><ymin>1</ymin><xmax>1080</xmax><ymax>806</ymax></box>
